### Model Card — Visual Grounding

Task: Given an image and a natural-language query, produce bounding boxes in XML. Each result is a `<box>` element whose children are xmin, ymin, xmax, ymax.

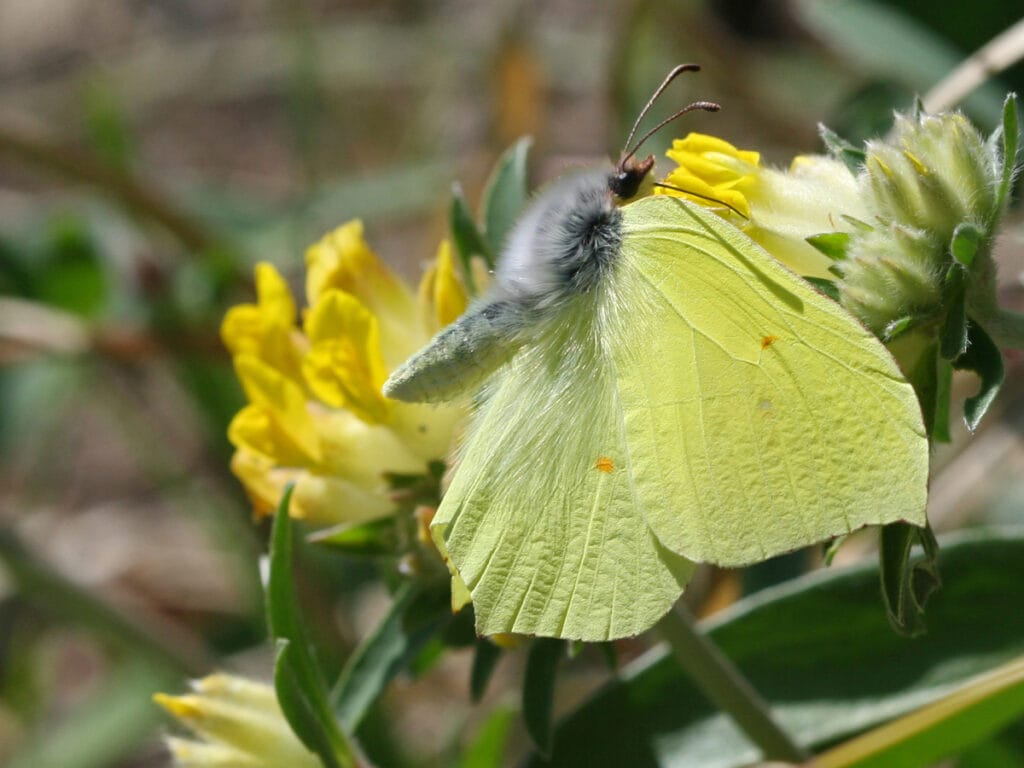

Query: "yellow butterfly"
<box><xmin>385</xmin><ymin>67</ymin><xmax>928</xmax><ymax>640</ymax></box>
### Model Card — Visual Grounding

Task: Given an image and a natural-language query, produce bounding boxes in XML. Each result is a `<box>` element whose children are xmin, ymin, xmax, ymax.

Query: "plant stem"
<box><xmin>656</xmin><ymin>605</ymin><xmax>809</xmax><ymax>763</ymax></box>
<box><xmin>0</xmin><ymin>118</ymin><xmax>219</xmax><ymax>254</ymax></box>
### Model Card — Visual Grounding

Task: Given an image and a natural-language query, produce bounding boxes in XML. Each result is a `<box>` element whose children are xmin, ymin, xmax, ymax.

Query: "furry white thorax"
<box><xmin>491</xmin><ymin>169</ymin><xmax>622</xmax><ymax>312</ymax></box>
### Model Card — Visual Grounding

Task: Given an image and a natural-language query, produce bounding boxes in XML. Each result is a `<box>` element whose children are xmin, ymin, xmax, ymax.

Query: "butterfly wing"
<box><xmin>431</xmin><ymin>301</ymin><xmax>694</xmax><ymax>641</ymax></box>
<box><xmin>612</xmin><ymin>195</ymin><xmax>929</xmax><ymax>565</ymax></box>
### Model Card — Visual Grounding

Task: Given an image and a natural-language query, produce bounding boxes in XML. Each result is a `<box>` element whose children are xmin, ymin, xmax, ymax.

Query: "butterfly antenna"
<box><xmin>619</xmin><ymin>64</ymin><xmax>720</xmax><ymax>168</ymax></box>
<box><xmin>653</xmin><ymin>181</ymin><xmax>749</xmax><ymax>219</ymax></box>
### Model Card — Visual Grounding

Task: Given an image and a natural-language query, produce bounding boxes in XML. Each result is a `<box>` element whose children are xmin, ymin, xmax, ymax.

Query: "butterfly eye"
<box><xmin>610</xmin><ymin>170</ymin><xmax>642</xmax><ymax>200</ymax></box>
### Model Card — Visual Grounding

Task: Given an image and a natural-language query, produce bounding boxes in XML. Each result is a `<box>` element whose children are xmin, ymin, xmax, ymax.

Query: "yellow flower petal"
<box><xmin>165</xmin><ymin>736</ymin><xmax>264</xmax><ymax>767</ymax></box>
<box><xmin>667</xmin><ymin>133</ymin><xmax>761</xmax><ymax>168</ymax></box>
<box><xmin>254</xmin><ymin>262</ymin><xmax>296</xmax><ymax>327</ymax></box>
<box><xmin>291</xmin><ymin>472</ymin><xmax>396</xmax><ymax>527</ymax></box>
<box><xmin>154</xmin><ymin>675</ymin><xmax>321</xmax><ymax>768</ymax></box>
<box><xmin>233</xmin><ymin>355</ymin><xmax>321</xmax><ymax>463</ymax></box>
<box><xmin>305</xmin><ymin>221</ymin><xmax>414</xmax><ymax>318</ymax></box>
<box><xmin>220</xmin><ymin>305</ymin><xmax>263</xmax><ymax>358</ymax></box>
<box><xmin>418</xmin><ymin>239</ymin><xmax>469</xmax><ymax>331</ymax></box>
<box><xmin>230</xmin><ymin>450</ymin><xmax>300</xmax><ymax>518</ymax></box>
<box><xmin>221</xmin><ymin>264</ymin><xmax>305</xmax><ymax>382</ymax></box>
<box><xmin>227</xmin><ymin>405</ymin><xmax>312</xmax><ymax>467</ymax></box>
<box><xmin>657</xmin><ymin>170</ymin><xmax>752</xmax><ymax>218</ymax></box>
<box><xmin>302</xmin><ymin>290</ymin><xmax>390</xmax><ymax>423</ymax></box>
<box><xmin>317</xmin><ymin>409</ymin><xmax>427</xmax><ymax>485</ymax></box>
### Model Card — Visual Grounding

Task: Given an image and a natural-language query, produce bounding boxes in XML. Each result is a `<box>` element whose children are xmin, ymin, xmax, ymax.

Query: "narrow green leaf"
<box><xmin>267</xmin><ymin>487</ymin><xmax>354</xmax><ymax>768</ymax></box>
<box><xmin>450</xmin><ymin>183</ymin><xmax>492</xmax><ymax>290</ymax></box>
<box><xmin>954</xmin><ymin>321</ymin><xmax>1005</xmax><ymax>431</ymax></box>
<box><xmin>523</xmin><ymin>638</ymin><xmax>564</xmax><ymax>758</ymax></box>
<box><xmin>882</xmin><ymin>315</ymin><xmax>916</xmax><ymax>342</ymax></box>
<box><xmin>940</xmin><ymin>267</ymin><xmax>968</xmax><ymax>360</ymax></box>
<box><xmin>804</xmin><ymin>276</ymin><xmax>840</xmax><ymax>303</ymax></box>
<box><xmin>806</xmin><ymin>232</ymin><xmax>851</xmax><ymax>261</ymax></box>
<box><xmin>814</xmin><ymin>655</ymin><xmax>1024</xmax><ymax>768</ymax></box>
<box><xmin>995</xmin><ymin>93</ymin><xmax>1020</xmax><ymax>211</ymax></box>
<box><xmin>275</xmin><ymin>642</ymin><xmax>343</xmax><ymax>768</ymax></box>
<box><xmin>933</xmin><ymin>357</ymin><xmax>954</xmax><ymax>443</ymax></box>
<box><xmin>480</xmin><ymin>137</ymin><xmax>532</xmax><ymax>255</ymax></box>
<box><xmin>470</xmin><ymin>638</ymin><xmax>504</xmax><ymax>702</ymax></box>
<box><xmin>530</xmin><ymin>529</ymin><xmax>1024</xmax><ymax>768</ymax></box>
<box><xmin>879</xmin><ymin>522</ymin><xmax>941</xmax><ymax>638</ymax></box>
<box><xmin>307</xmin><ymin>518</ymin><xmax>399</xmax><ymax>557</ymax></box>
<box><xmin>459</xmin><ymin>705</ymin><xmax>516</xmax><ymax>768</ymax></box>
<box><xmin>818</xmin><ymin>124</ymin><xmax>867</xmax><ymax>173</ymax></box>
<box><xmin>333</xmin><ymin>582</ymin><xmax>449</xmax><ymax>731</ymax></box>
<box><xmin>950</xmin><ymin>223</ymin><xmax>983</xmax><ymax>268</ymax></box>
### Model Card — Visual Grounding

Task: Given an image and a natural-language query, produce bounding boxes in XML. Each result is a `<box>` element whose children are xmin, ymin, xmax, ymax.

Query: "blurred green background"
<box><xmin>1</xmin><ymin>1</ymin><xmax>1023</xmax><ymax>766</ymax></box>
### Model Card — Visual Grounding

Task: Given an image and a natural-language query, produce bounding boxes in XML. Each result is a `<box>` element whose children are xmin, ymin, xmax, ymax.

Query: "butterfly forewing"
<box><xmin>612</xmin><ymin>196</ymin><xmax>929</xmax><ymax>566</ymax></box>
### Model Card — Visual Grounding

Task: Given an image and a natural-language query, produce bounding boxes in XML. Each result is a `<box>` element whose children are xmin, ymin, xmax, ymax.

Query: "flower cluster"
<box><xmin>839</xmin><ymin>111</ymin><xmax>1005</xmax><ymax>337</ymax></box>
<box><xmin>221</xmin><ymin>221</ymin><xmax>467</xmax><ymax>526</ymax></box>
<box><xmin>657</xmin><ymin>132</ymin><xmax>868</xmax><ymax>279</ymax></box>
<box><xmin>658</xmin><ymin>110</ymin><xmax>1012</xmax><ymax>347</ymax></box>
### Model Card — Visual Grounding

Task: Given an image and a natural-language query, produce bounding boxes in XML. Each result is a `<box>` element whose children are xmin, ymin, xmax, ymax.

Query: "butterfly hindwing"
<box><xmin>611</xmin><ymin>195</ymin><xmax>929</xmax><ymax>565</ymax></box>
<box><xmin>431</xmin><ymin>299</ymin><xmax>694</xmax><ymax>641</ymax></box>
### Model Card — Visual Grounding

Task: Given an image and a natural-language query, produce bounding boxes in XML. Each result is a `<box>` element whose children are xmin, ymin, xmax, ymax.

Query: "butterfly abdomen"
<box><xmin>383</xmin><ymin>299</ymin><xmax>528</xmax><ymax>403</ymax></box>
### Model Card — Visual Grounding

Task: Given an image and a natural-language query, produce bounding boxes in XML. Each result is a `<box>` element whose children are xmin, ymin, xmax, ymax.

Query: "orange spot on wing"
<box><xmin>595</xmin><ymin>456</ymin><xmax>615</xmax><ymax>473</ymax></box>
<box><xmin>761</xmin><ymin>335</ymin><xmax>779</xmax><ymax>350</ymax></box>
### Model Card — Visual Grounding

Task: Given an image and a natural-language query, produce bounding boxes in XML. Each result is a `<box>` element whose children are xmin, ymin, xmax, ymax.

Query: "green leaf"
<box><xmin>471</xmin><ymin>638</ymin><xmax>504</xmax><ymax>702</ymax></box>
<box><xmin>38</xmin><ymin>217</ymin><xmax>109</xmax><ymax>318</ymax></box>
<box><xmin>806</xmin><ymin>232</ymin><xmax>851</xmax><ymax>261</ymax></box>
<box><xmin>995</xmin><ymin>93</ymin><xmax>1019</xmax><ymax>211</ymax></box>
<box><xmin>528</xmin><ymin>529</ymin><xmax>1024</xmax><ymax>768</ymax></box>
<box><xmin>939</xmin><ymin>267</ymin><xmax>968</xmax><ymax>360</ymax></box>
<box><xmin>307</xmin><ymin>518</ymin><xmax>399</xmax><ymax>557</ymax></box>
<box><xmin>818</xmin><ymin>125</ymin><xmax>867</xmax><ymax>173</ymax></box>
<box><xmin>333</xmin><ymin>582</ymin><xmax>449</xmax><ymax>731</ymax></box>
<box><xmin>480</xmin><ymin>137</ymin><xmax>532</xmax><ymax>256</ymax></box>
<box><xmin>813</xmin><ymin>655</ymin><xmax>1024</xmax><ymax>768</ymax></box>
<box><xmin>450</xmin><ymin>183</ymin><xmax>493</xmax><ymax>290</ymax></box>
<box><xmin>460</xmin><ymin>705</ymin><xmax>516</xmax><ymax>768</ymax></box>
<box><xmin>81</xmin><ymin>79</ymin><xmax>136</xmax><ymax>170</ymax></box>
<box><xmin>804</xmin><ymin>276</ymin><xmax>840</xmax><ymax>303</ymax></box>
<box><xmin>523</xmin><ymin>638</ymin><xmax>564</xmax><ymax>758</ymax></box>
<box><xmin>954</xmin><ymin>321</ymin><xmax>1005</xmax><ymax>432</ymax></box>
<box><xmin>267</xmin><ymin>487</ymin><xmax>354</xmax><ymax>768</ymax></box>
<box><xmin>950</xmin><ymin>223</ymin><xmax>983</xmax><ymax>268</ymax></box>
<box><xmin>879</xmin><ymin>522</ymin><xmax>941</xmax><ymax>638</ymax></box>
<box><xmin>275</xmin><ymin>641</ymin><xmax>343</xmax><ymax>768</ymax></box>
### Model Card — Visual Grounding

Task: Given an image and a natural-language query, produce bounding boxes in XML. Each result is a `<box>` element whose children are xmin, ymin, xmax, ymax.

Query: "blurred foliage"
<box><xmin>0</xmin><ymin>1</ymin><xmax>1022</xmax><ymax>767</ymax></box>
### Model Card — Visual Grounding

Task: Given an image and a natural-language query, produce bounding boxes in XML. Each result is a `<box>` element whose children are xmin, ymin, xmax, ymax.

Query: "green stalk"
<box><xmin>656</xmin><ymin>605</ymin><xmax>809</xmax><ymax>763</ymax></box>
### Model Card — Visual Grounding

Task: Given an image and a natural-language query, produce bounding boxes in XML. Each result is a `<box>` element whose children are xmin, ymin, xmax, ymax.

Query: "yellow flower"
<box><xmin>154</xmin><ymin>674</ymin><xmax>321</xmax><ymax>768</ymax></box>
<box><xmin>222</xmin><ymin>221</ymin><xmax>467</xmax><ymax>526</ymax></box>
<box><xmin>657</xmin><ymin>132</ymin><xmax>869</xmax><ymax>279</ymax></box>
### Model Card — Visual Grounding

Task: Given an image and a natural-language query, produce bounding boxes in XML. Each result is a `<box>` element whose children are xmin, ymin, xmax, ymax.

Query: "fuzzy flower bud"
<box><xmin>836</xmin><ymin>110</ymin><xmax>1007</xmax><ymax>338</ymax></box>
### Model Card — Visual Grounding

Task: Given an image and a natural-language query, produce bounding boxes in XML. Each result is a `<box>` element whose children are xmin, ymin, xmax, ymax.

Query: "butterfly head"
<box><xmin>609</xmin><ymin>154</ymin><xmax>655</xmax><ymax>203</ymax></box>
